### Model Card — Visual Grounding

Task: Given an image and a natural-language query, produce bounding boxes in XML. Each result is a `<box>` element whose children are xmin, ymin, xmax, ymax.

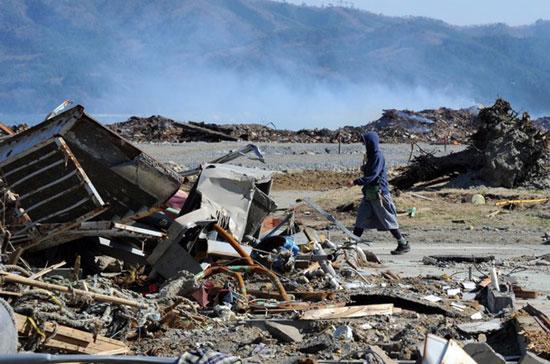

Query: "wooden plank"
<box><xmin>55</xmin><ymin>137</ymin><xmax>105</xmax><ymax>207</ymax></box>
<box><xmin>407</xmin><ymin>192</ymin><xmax>435</xmax><ymax>201</ymax></box>
<box><xmin>28</xmin><ymin>261</ymin><xmax>66</xmax><ymax>280</ymax></box>
<box><xmin>2</xmin><ymin>272</ymin><xmax>146</xmax><ymax>308</ymax></box>
<box><xmin>513</xmin><ymin>285</ymin><xmax>539</xmax><ymax>299</ymax></box>
<box><xmin>248</xmin><ymin>289</ymin><xmax>336</xmax><ymax>302</ymax></box>
<box><xmin>251</xmin><ymin>301</ymin><xmax>346</xmax><ymax>313</ymax></box>
<box><xmin>183</xmin><ymin>122</ymin><xmax>239</xmax><ymax>141</ymax></box>
<box><xmin>495</xmin><ymin>198</ymin><xmax>548</xmax><ymax>207</ymax></box>
<box><xmin>479</xmin><ymin>276</ymin><xmax>492</xmax><ymax>288</ymax></box>
<box><xmin>15</xmin><ymin>313</ymin><xmax>128</xmax><ymax>355</ymax></box>
<box><xmin>0</xmin><ymin>290</ymin><xmax>22</xmax><ymax>297</ymax></box>
<box><xmin>10</xmin><ymin>159</ymin><xmax>65</xmax><ymax>188</ymax></box>
<box><xmin>19</xmin><ymin>170</ymin><xmax>78</xmax><ymax>201</ymax></box>
<box><xmin>301</xmin><ymin>304</ymin><xmax>394</xmax><ymax>320</ymax></box>
<box><xmin>3</xmin><ymin>149</ymin><xmax>58</xmax><ymax>178</ymax></box>
<box><xmin>0</xmin><ymin>122</ymin><xmax>15</xmax><ymax>136</ymax></box>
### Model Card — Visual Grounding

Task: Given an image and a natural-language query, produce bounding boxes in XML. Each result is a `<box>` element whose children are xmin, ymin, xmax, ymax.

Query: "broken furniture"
<box><xmin>0</xmin><ymin>105</ymin><xmax>181</xmax><ymax>263</ymax></box>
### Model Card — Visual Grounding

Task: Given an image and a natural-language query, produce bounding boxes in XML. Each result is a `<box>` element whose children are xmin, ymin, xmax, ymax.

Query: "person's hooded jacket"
<box><xmin>353</xmin><ymin>132</ymin><xmax>390</xmax><ymax>195</ymax></box>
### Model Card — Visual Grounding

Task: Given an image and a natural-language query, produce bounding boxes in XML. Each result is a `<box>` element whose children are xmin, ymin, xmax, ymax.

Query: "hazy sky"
<box><xmin>286</xmin><ymin>0</ymin><xmax>549</xmax><ymax>26</ymax></box>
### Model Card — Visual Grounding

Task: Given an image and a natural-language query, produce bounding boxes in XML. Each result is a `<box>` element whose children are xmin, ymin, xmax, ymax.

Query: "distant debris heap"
<box><xmin>107</xmin><ymin>105</ymin><xmax>485</xmax><ymax>144</ymax></box>
<box><xmin>391</xmin><ymin>99</ymin><xmax>549</xmax><ymax>189</ymax></box>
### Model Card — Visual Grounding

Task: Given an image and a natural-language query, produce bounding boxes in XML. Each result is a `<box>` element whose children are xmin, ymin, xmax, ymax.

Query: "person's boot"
<box><xmin>391</xmin><ymin>238</ymin><xmax>410</xmax><ymax>255</ymax></box>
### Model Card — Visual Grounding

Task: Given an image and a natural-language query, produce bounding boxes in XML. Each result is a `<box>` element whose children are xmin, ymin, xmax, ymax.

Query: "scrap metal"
<box><xmin>302</xmin><ymin>197</ymin><xmax>371</xmax><ymax>245</ymax></box>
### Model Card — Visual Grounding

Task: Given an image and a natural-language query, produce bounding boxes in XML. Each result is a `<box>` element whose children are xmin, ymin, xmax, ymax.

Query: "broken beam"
<box><xmin>0</xmin><ymin>272</ymin><xmax>147</xmax><ymax>308</ymax></box>
<box><xmin>301</xmin><ymin>304</ymin><xmax>394</xmax><ymax>320</ymax></box>
<box><xmin>15</xmin><ymin>313</ymin><xmax>128</xmax><ymax>355</ymax></box>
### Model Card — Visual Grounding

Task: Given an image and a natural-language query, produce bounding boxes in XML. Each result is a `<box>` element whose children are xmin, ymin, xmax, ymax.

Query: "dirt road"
<box><xmin>270</xmin><ymin>183</ymin><xmax>550</xmax><ymax>309</ymax></box>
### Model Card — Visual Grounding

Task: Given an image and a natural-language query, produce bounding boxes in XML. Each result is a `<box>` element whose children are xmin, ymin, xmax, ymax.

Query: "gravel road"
<box><xmin>139</xmin><ymin>142</ymin><xmax>465</xmax><ymax>171</ymax></box>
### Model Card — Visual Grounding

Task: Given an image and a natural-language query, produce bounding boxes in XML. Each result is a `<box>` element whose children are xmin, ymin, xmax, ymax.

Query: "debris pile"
<box><xmin>185</xmin><ymin>122</ymin><xmax>366</xmax><ymax>143</ymax></box>
<box><xmin>110</xmin><ymin>116</ymin><xmax>366</xmax><ymax>144</ymax></box>
<box><xmin>366</xmin><ymin>106</ymin><xmax>479</xmax><ymax>143</ymax></box>
<box><xmin>533</xmin><ymin>116</ymin><xmax>550</xmax><ymax>131</ymax></box>
<box><xmin>0</xmin><ymin>104</ymin><xmax>547</xmax><ymax>363</ymax></box>
<box><xmin>108</xmin><ymin>106</ymin><xmax>479</xmax><ymax>144</ymax></box>
<box><xmin>110</xmin><ymin>116</ymin><xmax>240</xmax><ymax>143</ymax></box>
<box><xmin>391</xmin><ymin>99</ymin><xmax>550</xmax><ymax>189</ymax></box>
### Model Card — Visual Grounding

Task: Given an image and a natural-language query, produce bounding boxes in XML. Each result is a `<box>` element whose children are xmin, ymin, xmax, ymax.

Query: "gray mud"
<box><xmin>139</xmin><ymin>142</ymin><xmax>465</xmax><ymax>172</ymax></box>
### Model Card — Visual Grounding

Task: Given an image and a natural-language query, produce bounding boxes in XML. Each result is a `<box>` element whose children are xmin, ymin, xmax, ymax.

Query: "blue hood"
<box><xmin>362</xmin><ymin>132</ymin><xmax>380</xmax><ymax>158</ymax></box>
<box><xmin>354</xmin><ymin>131</ymin><xmax>389</xmax><ymax>195</ymax></box>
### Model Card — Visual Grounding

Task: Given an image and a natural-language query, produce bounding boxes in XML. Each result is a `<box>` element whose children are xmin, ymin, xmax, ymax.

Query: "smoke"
<box><xmin>0</xmin><ymin>0</ymin><xmax>484</xmax><ymax>128</ymax></box>
<box><xmin>71</xmin><ymin>1</ymin><xmax>479</xmax><ymax>129</ymax></box>
<box><xmin>86</xmin><ymin>66</ymin><xmax>476</xmax><ymax>129</ymax></box>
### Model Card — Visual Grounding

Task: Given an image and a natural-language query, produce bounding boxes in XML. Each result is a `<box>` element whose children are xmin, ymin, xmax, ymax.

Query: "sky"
<box><xmin>286</xmin><ymin>0</ymin><xmax>550</xmax><ymax>26</ymax></box>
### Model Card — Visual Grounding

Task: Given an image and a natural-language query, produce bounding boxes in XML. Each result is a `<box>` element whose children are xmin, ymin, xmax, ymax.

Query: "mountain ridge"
<box><xmin>1</xmin><ymin>0</ymin><xmax>550</xmax><ymax>125</ymax></box>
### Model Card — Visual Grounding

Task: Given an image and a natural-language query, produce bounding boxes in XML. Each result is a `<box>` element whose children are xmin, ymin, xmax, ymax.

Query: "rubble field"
<box><xmin>106</xmin><ymin>104</ymin><xmax>549</xmax><ymax>145</ymax></box>
<box><xmin>392</xmin><ymin>99</ymin><xmax>550</xmax><ymax>190</ymax></box>
<box><xmin>0</xmin><ymin>100</ymin><xmax>548</xmax><ymax>364</ymax></box>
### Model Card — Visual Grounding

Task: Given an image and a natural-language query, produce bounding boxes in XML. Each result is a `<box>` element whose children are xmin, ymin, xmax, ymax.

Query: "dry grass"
<box><xmin>315</xmin><ymin>186</ymin><xmax>550</xmax><ymax>229</ymax></box>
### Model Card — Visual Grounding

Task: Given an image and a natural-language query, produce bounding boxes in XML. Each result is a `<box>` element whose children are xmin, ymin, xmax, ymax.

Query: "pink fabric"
<box><xmin>167</xmin><ymin>190</ymin><xmax>188</xmax><ymax>210</ymax></box>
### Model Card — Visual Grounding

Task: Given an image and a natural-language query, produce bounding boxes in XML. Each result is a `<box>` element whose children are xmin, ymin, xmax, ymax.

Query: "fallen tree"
<box><xmin>391</xmin><ymin>99</ymin><xmax>549</xmax><ymax>190</ymax></box>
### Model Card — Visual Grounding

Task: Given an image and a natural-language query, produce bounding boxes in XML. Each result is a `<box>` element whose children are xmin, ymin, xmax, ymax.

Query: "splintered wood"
<box><xmin>514</xmin><ymin>305</ymin><xmax>550</xmax><ymax>360</ymax></box>
<box><xmin>513</xmin><ymin>285</ymin><xmax>539</xmax><ymax>299</ymax></box>
<box><xmin>301</xmin><ymin>303</ymin><xmax>394</xmax><ymax>320</ymax></box>
<box><xmin>1</xmin><ymin>272</ymin><xmax>147</xmax><ymax>308</ymax></box>
<box><xmin>15</xmin><ymin>313</ymin><xmax>128</xmax><ymax>355</ymax></box>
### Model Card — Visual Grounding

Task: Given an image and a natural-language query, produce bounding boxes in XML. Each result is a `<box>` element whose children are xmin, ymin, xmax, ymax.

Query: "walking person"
<box><xmin>348</xmin><ymin>131</ymin><xmax>410</xmax><ymax>254</ymax></box>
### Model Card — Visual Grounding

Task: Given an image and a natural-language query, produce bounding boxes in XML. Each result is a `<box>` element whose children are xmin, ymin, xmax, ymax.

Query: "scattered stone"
<box><xmin>360</xmin><ymin>323</ymin><xmax>373</xmax><ymax>330</ymax></box>
<box><xmin>299</xmin><ymin>336</ymin><xmax>335</xmax><ymax>354</ymax></box>
<box><xmin>214</xmin><ymin>305</ymin><xmax>236</xmax><ymax>321</ymax></box>
<box><xmin>365</xmin><ymin>345</ymin><xmax>397</xmax><ymax>364</ymax></box>
<box><xmin>457</xmin><ymin>319</ymin><xmax>503</xmax><ymax>334</ymax></box>
<box><xmin>463</xmin><ymin>342</ymin><xmax>506</xmax><ymax>364</ymax></box>
<box><xmin>159</xmin><ymin>271</ymin><xmax>197</xmax><ymax>298</ymax></box>
<box><xmin>265</xmin><ymin>321</ymin><xmax>303</xmax><ymax>343</ymax></box>
<box><xmin>471</xmin><ymin>194</ymin><xmax>486</xmax><ymax>205</ymax></box>
<box><xmin>423</xmin><ymin>294</ymin><xmax>442</xmax><ymax>303</ymax></box>
<box><xmin>422</xmin><ymin>256</ymin><xmax>439</xmax><ymax>265</ymax></box>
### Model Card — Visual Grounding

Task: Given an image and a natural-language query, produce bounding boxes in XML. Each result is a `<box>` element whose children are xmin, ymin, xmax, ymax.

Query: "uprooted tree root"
<box><xmin>391</xmin><ymin>99</ymin><xmax>549</xmax><ymax>190</ymax></box>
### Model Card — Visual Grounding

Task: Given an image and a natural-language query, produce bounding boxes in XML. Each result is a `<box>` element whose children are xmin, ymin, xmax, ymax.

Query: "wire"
<box><xmin>449</xmin><ymin>271</ymin><xmax>469</xmax><ymax>278</ymax></box>
<box><xmin>473</xmin><ymin>262</ymin><xmax>489</xmax><ymax>277</ymax></box>
<box><xmin>504</xmin><ymin>266</ymin><xmax>528</xmax><ymax>276</ymax></box>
